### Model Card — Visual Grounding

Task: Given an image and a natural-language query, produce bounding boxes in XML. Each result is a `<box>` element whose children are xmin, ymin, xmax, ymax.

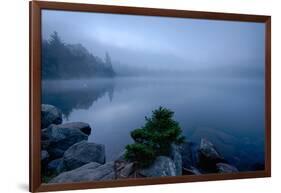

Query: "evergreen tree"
<box><xmin>125</xmin><ymin>107</ymin><xmax>185</xmax><ymax>167</ymax></box>
<box><xmin>105</xmin><ymin>52</ymin><xmax>112</xmax><ymax>67</ymax></box>
<box><xmin>42</xmin><ymin>31</ymin><xmax>116</xmax><ymax>79</ymax></box>
<box><xmin>49</xmin><ymin>31</ymin><xmax>64</xmax><ymax>48</ymax></box>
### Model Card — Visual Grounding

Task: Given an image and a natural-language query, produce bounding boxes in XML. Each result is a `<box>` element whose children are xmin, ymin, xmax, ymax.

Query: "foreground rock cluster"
<box><xmin>41</xmin><ymin>104</ymin><xmax>106</xmax><ymax>181</ymax></box>
<box><xmin>41</xmin><ymin>104</ymin><xmax>239</xmax><ymax>184</ymax></box>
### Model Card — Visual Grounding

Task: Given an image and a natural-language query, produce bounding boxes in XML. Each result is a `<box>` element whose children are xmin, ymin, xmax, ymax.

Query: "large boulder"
<box><xmin>179</xmin><ymin>142</ymin><xmax>194</xmax><ymax>170</ymax></box>
<box><xmin>47</xmin><ymin>158</ymin><xmax>64</xmax><ymax>174</ymax></box>
<box><xmin>188</xmin><ymin>127</ymin><xmax>256</xmax><ymax>170</ymax></box>
<box><xmin>198</xmin><ymin>138</ymin><xmax>225</xmax><ymax>173</ymax></box>
<box><xmin>119</xmin><ymin>163</ymin><xmax>135</xmax><ymax>178</ymax></box>
<box><xmin>41</xmin><ymin>150</ymin><xmax>49</xmax><ymax>163</ymax></box>
<box><xmin>139</xmin><ymin>156</ymin><xmax>177</xmax><ymax>177</ymax></box>
<box><xmin>182</xmin><ymin>166</ymin><xmax>201</xmax><ymax>175</ymax></box>
<box><xmin>100</xmin><ymin>171</ymin><xmax>115</xmax><ymax>181</ymax></box>
<box><xmin>169</xmin><ymin>144</ymin><xmax>182</xmax><ymax>176</ymax></box>
<box><xmin>50</xmin><ymin>162</ymin><xmax>115</xmax><ymax>183</ymax></box>
<box><xmin>199</xmin><ymin>138</ymin><xmax>224</xmax><ymax>161</ymax></box>
<box><xmin>42</xmin><ymin>124</ymin><xmax>89</xmax><ymax>159</ymax></box>
<box><xmin>56</xmin><ymin>122</ymin><xmax>92</xmax><ymax>136</ymax></box>
<box><xmin>41</xmin><ymin>150</ymin><xmax>49</xmax><ymax>174</ymax></box>
<box><xmin>41</xmin><ymin>140</ymin><xmax>50</xmax><ymax>150</ymax></box>
<box><xmin>216</xmin><ymin>163</ymin><xmax>238</xmax><ymax>173</ymax></box>
<box><xmin>62</xmin><ymin>141</ymin><xmax>105</xmax><ymax>171</ymax></box>
<box><xmin>115</xmin><ymin>159</ymin><xmax>135</xmax><ymax>179</ymax></box>
<box><xmin>41</xmin><ymin>104</ymin><xmax>62</xmax><ymax>129</ymax></box>
<box><xmin>114</xmin><ymin>150</ymin><xmax>136</xmax><ymax>179</ymax></box>
<box><xmin>198</xmin><ymin>138</ymin><xmax>224</xmax><ymax>171</ymax></box>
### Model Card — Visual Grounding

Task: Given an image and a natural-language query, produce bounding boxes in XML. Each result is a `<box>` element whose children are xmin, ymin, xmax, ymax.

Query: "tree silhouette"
<box><xmin>125</xmin><ymin>107</ymin><xmax>185</xmax><ymax>167</ymax></box>
<box><xmin>42</xmin><ymin>31</ymin><xmax>115</xmax><ymax>79</ymax></box>
<box><xmin>105</xmin><ymin>52</ymin><xmax>112</xmax><ymax>67</ymax></box>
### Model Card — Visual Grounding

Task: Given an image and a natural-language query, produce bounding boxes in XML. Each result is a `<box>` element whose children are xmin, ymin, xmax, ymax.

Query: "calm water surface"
<box><xmin>42</xmin><ymin>77</ymin><xmax>265</xmax><ymax>171</ymax></box>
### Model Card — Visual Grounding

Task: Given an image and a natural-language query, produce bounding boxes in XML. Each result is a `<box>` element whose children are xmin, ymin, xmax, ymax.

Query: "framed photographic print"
<box><xmin>29</xmin><ymin>1</ymin><xmax>271</xmax><ymax>192</ymax></box>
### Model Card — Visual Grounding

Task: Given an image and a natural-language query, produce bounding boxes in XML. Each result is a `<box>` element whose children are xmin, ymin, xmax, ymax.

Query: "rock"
<box><xmin>188</xmin><ymin>127</ymin><xmax>243</xmax><ymax>167</ymax></box>
<box><xmin>216</xmin><ymin>163</ymin><xmax>238</xmax><ymax>173</ymax></box>
<box><xmin>56</xmin><ymin>122</ymin><xmax>91</xmax><ymax>136</ymax></box>
<box><xmin>101</xmin><ymin>172</ymin><xmax>115</xmax><ymax>181</ymax></box>
<box><xmin>49</xmin><ymin>148</ymin><xmax>65</xmax><ymax>159</ymax></box>
<box><xmin>41</xmin><ymin>150</ymin><xmax>49</xmax><ymax>174</ymax></box>
<box><xmin>182</xmin><ymin>166</ymin><xmax>201</xmax><ymax>175</ymax></box>
<box><xmin>180</xmin><ymin>142</ymin><xmax>195</xmax><ymax>169</ymax></box>
<box><xmin>198</xmin><ymin>138</ymin><xmax>224</xmax><ymax>171</ymax></box>
<box><xmin>114</xmin><ymin>153</ymin><xmax>135</xmax><ymax>179</ymax></box>
<box><xmin>41</xmin><ymin>150</ymin><xmax>49</xmax><ymax>162</ymax></box>
<box><xmin>50</xmin><ymin>162</ymin><xmax>115</xmax><ymax>183</ymax></box>
<box><xmin>139</xmin><ymin>156</ymin><xmax>177</xmax><ymax>177</ymax></box>
<box><xmin>43</xmin><ymin>124</ymin><xmax>89</xmax><ymax>159</ymax></box>
<box><xmin>41</xmin><ymin>140</ymin><xmax>50</xmax><ymax>150</ymax></box>
<box><xmin>41</xmin><ymin>128</ymin><xmax>50</xmax><ymax>140</ymax></box>
<box><xmin>199</xmin><ymin>138</ymin><xmax>224</xmax><ymax>161</ymax></box>
<box><xmin>47</xmin><ymin>158</ymin><xmax>64</xmax><ymax>174</ymax></box>
<box><xmin>114</xmin><ymin>150</ymin><xmax>138</xmax><ymax>178</ymax></box>
<box><xmin>169</xmin><ymin>144</ymin><xmax>182</xmax><ymax>175</ymax></box>
<box><xmin>119</xmin><ymin>162</ymin><xmax>135</xmax><ymax>178</ymax></box>
<box><xmin>41</xmin><ymin>104</ymin><xmax>62</xmax><ymax>129</ymax></box>
<box><xmin>63</xmin><ymin>141</ymin><xmax>105</xmax><ymax>171</ymax></box>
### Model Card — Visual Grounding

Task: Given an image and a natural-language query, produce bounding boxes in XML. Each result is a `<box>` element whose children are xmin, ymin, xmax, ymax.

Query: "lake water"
<box><xmin>42</xmin><ymin>77</ymin><xmax>265</xmax><ymax>171</ymax></box>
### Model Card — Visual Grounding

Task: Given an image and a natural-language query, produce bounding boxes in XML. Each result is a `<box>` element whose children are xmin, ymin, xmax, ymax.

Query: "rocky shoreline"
<box><xmin>41</xmin><ymin>104</ymin><xmax>239</xmax><ymax>184</ymax></box>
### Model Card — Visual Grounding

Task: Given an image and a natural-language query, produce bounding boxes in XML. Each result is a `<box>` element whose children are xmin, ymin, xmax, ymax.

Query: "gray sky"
<box><xmin>42</xmin><ymin>10</ymin><xmax>265</xmax><ymax>76</ymax></box>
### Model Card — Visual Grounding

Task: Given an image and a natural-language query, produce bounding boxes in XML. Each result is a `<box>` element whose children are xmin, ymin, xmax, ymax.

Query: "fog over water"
<box><xmin>42</xmin><ymin>10</ymin><xmax>265</xmax><ymax>78</ymax></box>
<box><xmin>42</xmin><ymin>10</ymin><xmax>265</xmax><ymax>171</ymax></box>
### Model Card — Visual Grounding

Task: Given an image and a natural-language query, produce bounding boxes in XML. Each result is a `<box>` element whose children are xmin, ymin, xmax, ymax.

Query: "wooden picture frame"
<box><xmin>30</xmin><ymin>1</ymin><xmax>271</xmax><ymax>192</ymax></box>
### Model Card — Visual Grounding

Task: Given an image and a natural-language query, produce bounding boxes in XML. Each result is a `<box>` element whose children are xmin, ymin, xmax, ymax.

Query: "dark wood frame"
<box><xmin>30</xmin><ymin>0</ymin><xmax>271</xmax><ymax>192</ymax></box>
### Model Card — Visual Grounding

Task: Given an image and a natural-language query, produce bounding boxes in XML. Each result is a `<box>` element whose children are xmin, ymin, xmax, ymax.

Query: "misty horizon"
<box><xmin>42</xmin><ymin>10</ymin><xmax>265</xmax><ymax>78</ymax></box>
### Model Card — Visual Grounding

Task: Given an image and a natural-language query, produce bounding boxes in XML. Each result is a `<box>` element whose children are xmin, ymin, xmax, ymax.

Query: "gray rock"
<box><xmin>47</xmin><ymin>158</ymin><xmax>64</xmax><ymax>174</ymax></box>
<box><xmin>42</xmin><ymin>128</ymin><xmax>51</xmax><ymax>150</ymax></box>
<box><xmin>63</xmin><ymin>141</ymin><xmax>105</xmax><ymax>171</ymax></box>
<box><xmin>169</xmin><ymin>144</ymin><xmax>182</xmax><ymax>175</ymax></box>
<box><xmin>100</xmin><ymin>172</ymin><xmax>115</xmax><ymax>181</ymax></box>
<box><xmin>43</xmin><ymin>124</ymin><xmax>89</xmax><ymax>159</ymax></box>
<box><xmin>41</xmin><ymin>150</ymin><xmax>49</xmax><ymax>162</ymax></box>
<box><xmin>41</xmin><ymin>150</ymin><xmax>49</xmax><ymax>174</ymax></box>
<box><xmin>56</xmin><ymin>122</ymin><xmax>91</xmax><ymax>136</ymax></box>
<box><xmin>41</xmin><ymin>104</ymin><xmax>62</xmax><ymax>129</ymax></box>
<box><xmin>180</xmin><ymin>142</ymin><xmax>195</xmax><ymax>169</ymax></box>
<box><xmin>49</xmin><ymin>149</ymin><xmax>65</xmax><ymax>159</ymax></box>
<box><xmin>50</xmin><ymin>162</ymin><xmax>115</xmax><ymax>183</ymax></box>
<box><xmin>119</xmin><ymin>162</ymin><xmax>134</xmax><ymax>178</ymax></box>
<box><xmin>199</xmin><ymin>138</ymin><xmax>223</xmax><ymax>161</ymax></box>
<box><xmin>114</xmin><ymin>155</ymin><xmax>135</xmax><ymax>179</ymax></box>
<box><xmin>41</xmin><ymin>128</ymin><xmax>50</xmax><ymax>140</ymax></box>
<box><xmin>41</xmin><ymin>140</ymin><xmax>50</xmax><ymax>150</ymax></box>
<box><xmin>139</xmin><ymin>156</ymin><xmax>177</xmax><ymax>177</ymax></box>
<box><xmin>183</xmin><ymin>166</ymin><xmax>201</xmax><ymax>175</ymax></box>
<box><xmin>188</xmin><ymin>127</ymin><xmax>243</xmax><ymax>168</ymax></box>
<box><xmin>216</xmin><ymin>163</ymin><xmax>238</xmax><ymax>173</ymax></box>
<box><xmin>198</xmin><ymin>138</ymin><xmax>225</xmax><ymax>171</ymax></box>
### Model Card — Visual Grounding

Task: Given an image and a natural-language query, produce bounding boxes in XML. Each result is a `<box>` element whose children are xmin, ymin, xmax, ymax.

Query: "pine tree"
<box><xmin>49</xmin><ymin>31</ymin><xmax>63</xmax><ymax>47</ymax></box>
<box><xmin>125</xmin><ymin>107</ymin><xmax>185</xmax><ymax>167</ymax></box>
<box><xmin>42</xmin><ymin>31</ymin><xmax>116</xmax><ymax>79</ymax></box>
<box><xmin>105</xmin><ymin>52</ymin><xmax>112</xmax><ymax>67</ymax></box>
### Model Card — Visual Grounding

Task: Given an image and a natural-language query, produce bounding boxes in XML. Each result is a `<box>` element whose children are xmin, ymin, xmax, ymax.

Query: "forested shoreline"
<box><xmin>42</xmin><ymin>32</ymin><xmax>115</xmax><ymax>80</ymax></box>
